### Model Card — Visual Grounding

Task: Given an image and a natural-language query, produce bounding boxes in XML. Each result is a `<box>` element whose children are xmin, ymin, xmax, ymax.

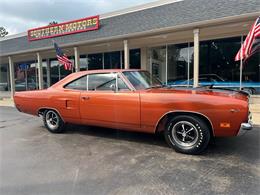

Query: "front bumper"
<box><xmin>238</xmin><ymin>122</ymin><xmax>253</xmax><ymax>136</ymax></box>
<box><xmin>237</xmin><ymin>102</ymin><xmax>253</xmax><ymax>136</ymax></box>
<box><xmin>241</xmin><ymin>122</ymin><xmax>253</xmax><ymax>130</ymax></box>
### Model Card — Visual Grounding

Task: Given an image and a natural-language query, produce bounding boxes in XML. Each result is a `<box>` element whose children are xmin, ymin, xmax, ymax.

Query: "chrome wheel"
<box><xmin>171</xmin><ymin>121</ymin><xmax>199</xmax><ymax>147</ymax></box>
<box><xmin>46</xmin><ymin>110</ymin><xmax>59</xmax><ymax>130</ymax></box>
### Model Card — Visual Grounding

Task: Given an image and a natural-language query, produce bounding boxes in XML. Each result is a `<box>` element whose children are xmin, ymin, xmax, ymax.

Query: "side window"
<box><xmin>65</xmin><ymin>76</ymin><xmax>87</xmax><ymax>90</ymax></box>
<box><xmin>88</xmin><ymin>73</ymin><xmax>129</xmax><ymax>91</ymax></box>
<box><xmin>88</xmin><ymin>73</ymin><xmax>115</xmax><ymax>91</ymax></box>
<box><xmin>118</xmin><ymin>77</ymin><xmax>129</xmax><ymax>91</ymax></box>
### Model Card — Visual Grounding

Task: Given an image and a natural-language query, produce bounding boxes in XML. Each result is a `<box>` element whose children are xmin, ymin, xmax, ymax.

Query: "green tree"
<box><xmin>0</xmin><ymin>27</ymin><xmax>8</xmax><ymax>37</ymax></box>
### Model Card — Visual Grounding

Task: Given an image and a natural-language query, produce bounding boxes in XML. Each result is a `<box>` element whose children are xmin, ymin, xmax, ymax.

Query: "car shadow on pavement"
<box><xmin>64</xmin><ymin>124</ymin><xmax>260</xmax><ymax>160</ymax></box>
<box><xmin>64</xmin><ymin>124</ymin><xmax>168</xmax><ymax>148</ymax></box>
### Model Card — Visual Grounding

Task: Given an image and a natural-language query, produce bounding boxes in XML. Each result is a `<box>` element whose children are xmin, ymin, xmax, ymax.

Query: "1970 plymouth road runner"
<box><xmin>14</xmin><ymin>69</ymin><xmax>253</xmax><ymax>154</ymax></box>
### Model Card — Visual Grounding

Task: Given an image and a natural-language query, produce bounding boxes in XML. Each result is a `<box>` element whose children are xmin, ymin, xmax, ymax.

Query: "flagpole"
<box><xmin>239</xmin><ymin>58</ymin><xmax>243</xmax><ymax>90</ymax></box>
<box><xmin>58</xmin><ymin>64</ymin><xmax>61</xmax><ymax>80</ymax></box>
<box><xmin>239</xmin><ymin>35</ymin><xmax>243</xmax><ymax>90</ymax></box>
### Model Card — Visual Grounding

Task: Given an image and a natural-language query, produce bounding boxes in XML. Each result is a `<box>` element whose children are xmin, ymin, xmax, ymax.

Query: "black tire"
<box><xmin>43</xmin><ymin>109</ymin><xmax>65</xmax><ymax>133</ymax></box>
<box><xmin>164</xmin><ymin>115</ymin><xmax>211</xmax><ymax>154</ymax></box>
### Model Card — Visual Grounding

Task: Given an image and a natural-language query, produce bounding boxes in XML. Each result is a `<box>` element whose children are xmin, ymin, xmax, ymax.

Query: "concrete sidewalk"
<box><xmin>0</xmin><ymin>98</ymin><xmax>14</xmax><ymax>107</ymax></box>
<box><xmin>250</xmin><ymin>104</ymin><xmax>260</xmax><ymax>125</ymax></box>
<box><xmin>0</xmin><ymin>91</ymin><xmax>11</xmax><ymax>99</ymax></box>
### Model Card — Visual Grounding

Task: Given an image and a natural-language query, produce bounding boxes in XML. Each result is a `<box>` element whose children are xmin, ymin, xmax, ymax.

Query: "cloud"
<box><xmin>0</xmin><ymin>0</ymin><xmax>156</xmax><ymax>35</ymax></box>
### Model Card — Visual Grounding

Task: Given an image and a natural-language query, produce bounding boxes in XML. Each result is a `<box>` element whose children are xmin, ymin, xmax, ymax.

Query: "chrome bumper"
<box><xmin>237</xmin><ymin>97</ymin><xmax>254</xmax><ymax>135</ymax></box>
<box><xmin>238</xmin><ymin>122</ymin><xmax>253</xmax><ymax>136</ymax></box>
<box><xmin>241</xmin><ymin>122</ymin><xmax>253</xmax><ymax>130</ymax></box>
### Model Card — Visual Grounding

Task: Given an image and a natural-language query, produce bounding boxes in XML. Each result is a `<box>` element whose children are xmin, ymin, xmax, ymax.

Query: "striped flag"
<box><xmin>235</xmin><ymin>16</ymin><xmax>260</xmax><ymax>61</ymax></box>
<box><xmin>54</xmin><ymin>42</ymin><xmax>73</xmax><ymax>70</ymax></box>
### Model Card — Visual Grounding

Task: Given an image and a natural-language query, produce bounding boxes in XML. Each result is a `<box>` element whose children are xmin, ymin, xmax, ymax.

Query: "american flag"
<box><xmin>54</xmin><ymin>42</ymin><xmax>73</xmax><ymax>70</ymax></box>
<box><xmin>235</xmin><ymin>16</ymin><xmax>260</xmax><ymax>61</ymax></box>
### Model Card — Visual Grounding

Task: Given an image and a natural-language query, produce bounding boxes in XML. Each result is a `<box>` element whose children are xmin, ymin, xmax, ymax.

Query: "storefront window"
<box><xmin>80</xmin><ymin>49</ymin><xmax>140</xmax><ymax>71</ymax></box>
<box><xmin>130</xmin><ymin>49</ymin><xmax>141</xmax><ymax>69</ymax></box>
<box><xmin>42</xmin><ymin>60</ymin><xmax>48</xmax><ymax>89</ymax></box>
<box><xmin>104</xmin><ymin>51</ymin><xmax>121</xmax><ymax>69</ymax></box>
<box><xmin>14</xmin><ymin>60</ymin><xmax>37</xmax><ymax>91</ymax></box>
<box><xmin>88</xmin><ymin>53</ymin><xmax>103</xmax><ymax>70</ymax></box>
<box><xmin>243</xmin><ymin>51</ymin><xmax>260</xmax><ymax>94</ymax></box>
<box><xmin>199</xmin><ymin>37</ymin><xmax>241</xmax><ymax>83</ymax></box>
<box><xmin>198</xmin><ymin>37</ymin><xmax>260</xmax><ymax>93</ymax></box>
<box><xmin>50</xmin><ymin>59</ymin><xmax>72</xmax><ymax>85</ymax></box>
<box><xmin>148</xmin><ymin>46</ymin><xmax>166</xmax><ymax>82</ymax></box>
<box><xmin>80</xmin><ymin>55</ymin><xmax>88</xmax><ymax>71</ymax></box>
<box><xmin>121</xmin><ymin>51</ymin><xmax>125</xmax><ymax>69</ymax></box>
<box><xmin>29</xmin><ymin>62</ymin><xmax>38</xmax><ymax>89</ymax></box>
<box><xmin>0</xmin><ymin>64</ymin><xmax>10</xmax><ymax>91</ymax></box>
<box><xmin>50</xmin><ymin>60</ymin><xmax>60</xmax><ymax>85</ymax></box>
<box><xmin>147</xmin><ymin>36</ymin><xmax>259</xmax><ymax>93</ymax></box>
<box><xmin>167</xmin><ymin>43</ymin><xmax>194</xmax><ymax>86</ymax></box>
<box><xmin>60</xmin><ymin>57</ymin><xmax>73</xmax><ymax>78</ymax></box>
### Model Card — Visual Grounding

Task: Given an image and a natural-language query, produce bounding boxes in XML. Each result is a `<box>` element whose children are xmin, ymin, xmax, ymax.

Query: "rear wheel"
<box><xmin>43</xmin><ymin>110</ymin><xmax>65</xmax><ymax>133</ymax></box>
<box><xmin>164</xmin><ymin>115</ymin><xmax>210</xmax><ymax>154</ymax></box>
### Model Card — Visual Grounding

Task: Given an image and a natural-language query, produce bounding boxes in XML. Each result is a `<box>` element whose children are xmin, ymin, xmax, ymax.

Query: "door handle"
<box><xmin>82</xmin><ymin>96</ymin><xmax>90</xmax><ymax>100</ymax></box>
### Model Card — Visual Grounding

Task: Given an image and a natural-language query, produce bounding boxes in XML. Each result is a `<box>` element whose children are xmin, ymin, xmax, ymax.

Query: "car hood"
<box><xmin>143</xmin><ymin>87</ymin><xmax>248</xmax><ymax>101</ymax></box>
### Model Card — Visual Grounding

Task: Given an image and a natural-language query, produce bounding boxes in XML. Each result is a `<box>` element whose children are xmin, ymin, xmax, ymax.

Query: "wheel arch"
<box><xmin>155</xmin><ymin>111</ymin><xmax>214</xmax><ymax>137</ymax></box>
<box><xmin>37</xmin><ymin>107</ymin><xmax>65</xmax><ymax>122</ymax></box>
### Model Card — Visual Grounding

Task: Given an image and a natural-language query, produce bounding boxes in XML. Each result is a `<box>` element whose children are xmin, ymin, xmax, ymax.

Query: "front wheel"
<box><xmin>43</xmin><ymin>110</ymin><xmax>65</xmax><ymax>133</ymax></box>
<box><xmin>164</xmin><ymin>115</ymin><xmax>211</xmax><ymax>154</ymax></box>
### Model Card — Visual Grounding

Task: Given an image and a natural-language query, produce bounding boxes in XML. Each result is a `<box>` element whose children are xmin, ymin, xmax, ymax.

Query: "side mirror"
<box><xmin>110</xmin><ymin>83</ymin><xmax>116</xmax><ymax>92</ymax></box>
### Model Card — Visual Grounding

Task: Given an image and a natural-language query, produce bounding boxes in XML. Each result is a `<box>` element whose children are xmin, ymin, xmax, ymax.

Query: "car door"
<box><xmin>80</xmin><ymin>72</ymin><xmax>140</xmax><ymax>129</ymax></box>
<box><xmin>61</xmin><ymin>75</ymin><xmax>87</xmax><ymax>124</ymax></box>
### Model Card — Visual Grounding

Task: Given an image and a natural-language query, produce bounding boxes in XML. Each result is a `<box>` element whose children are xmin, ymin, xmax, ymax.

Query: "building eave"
<box><xmin>1</xmin><ymin>11</ymin><xmax>259</xmax><ymax>58</ymax></box>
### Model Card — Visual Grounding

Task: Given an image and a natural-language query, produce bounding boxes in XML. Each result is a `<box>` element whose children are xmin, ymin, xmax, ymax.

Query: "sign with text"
<box><xmin>28</xmin><ymin>15</ymin><xmax>99</xmax><ymax>41</ymax></box>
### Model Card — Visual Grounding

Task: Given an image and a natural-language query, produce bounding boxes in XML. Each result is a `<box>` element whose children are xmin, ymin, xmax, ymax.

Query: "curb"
<box><xmin>0</xmin><ymin>105</ymin><xmax>15</xmax><ymax>107</ymax></box>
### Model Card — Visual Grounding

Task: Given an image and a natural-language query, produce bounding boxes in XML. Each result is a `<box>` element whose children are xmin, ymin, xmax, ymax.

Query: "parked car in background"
<box><xmin>15</xmin><ymin>79</ymin><xmax>37</xmax><ymax>91</ymax></box>
<box><xmin>14</xmin><ymin>70</ymin><xmax>252</xmax><ymax>154</ymax></box>
<box><xmin>168</xmin><ymin>74</ymin><xmax>260</xmax><ymax>94</ymax></box>
<box><xmin>0</xmin><ymin>79</ymin><xmax>47</xmax><ymax>91</ymax></box>
<box><xmin>15</xmin><ymin>78</ymin><xmax>48</xmax><ymax>91</ymax></box>
<box><xmin>0</xmin><ymin>82</ymin><xmax>8</xmax><ymax>91</ymax></box>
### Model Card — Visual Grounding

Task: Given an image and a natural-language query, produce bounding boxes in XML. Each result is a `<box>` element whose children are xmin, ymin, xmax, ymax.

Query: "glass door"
<box><xmin>14</xmin><ymin>61</ymin><xmax>37</xmax><ymax>91</ymax></box>
<box><xmin>148</xmin><ymin>46</ymin><xmax>166</xmax><ymax>83</ymax></box>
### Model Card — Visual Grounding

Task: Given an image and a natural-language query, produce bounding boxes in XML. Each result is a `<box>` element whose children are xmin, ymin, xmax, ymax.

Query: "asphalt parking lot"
<box><xmin>0</xmin><ymin>106</ymin><xmax>259</xmax><ymax>195</ymax></box>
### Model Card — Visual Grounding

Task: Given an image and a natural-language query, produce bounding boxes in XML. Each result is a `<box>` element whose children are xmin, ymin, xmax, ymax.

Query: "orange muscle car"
<box><xmin>14</xmin><ymin>69</ymin><xmax>253</xmax><ymax>154</ymax></box>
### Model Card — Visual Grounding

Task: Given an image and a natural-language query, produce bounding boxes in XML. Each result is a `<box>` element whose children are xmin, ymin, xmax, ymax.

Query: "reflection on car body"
<box><xmin>168</xmin><ymin>74</ymin><xmax>260</xmax><ymax>94</ymax></box>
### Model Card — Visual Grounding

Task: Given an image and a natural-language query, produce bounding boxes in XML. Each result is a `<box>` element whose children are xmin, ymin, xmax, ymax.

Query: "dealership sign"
<box><xmin>28</xmin><ymin>15</ymin><xmax>99</xmax><ymax>41</ymax></box>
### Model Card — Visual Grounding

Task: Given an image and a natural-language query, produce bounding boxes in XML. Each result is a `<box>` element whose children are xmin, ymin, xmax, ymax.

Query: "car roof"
<box><xmin>72</xmin><ymin>68</ymin><xmax>144</xmax><ymax>78</ymax></box>
<box><xmin>79</xmin><ymin>69</ymin><xmax>142</xmax><ymax>74</ymax></box>
<box><xmin>50</xmin><ymin>69</ymin><xmax>143</xmax><ymax>89</ymax></box>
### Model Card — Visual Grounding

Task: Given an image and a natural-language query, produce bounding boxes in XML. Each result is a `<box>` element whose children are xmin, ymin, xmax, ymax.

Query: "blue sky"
<box><xmin>0</xmin><ymin>0</ymin><xmax>156</xmax><ymax>35</ymax></box>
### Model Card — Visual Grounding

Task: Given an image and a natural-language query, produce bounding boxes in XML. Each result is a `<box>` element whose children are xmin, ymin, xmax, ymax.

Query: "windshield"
<box><xmin>123</xmin><ymin>71</ymin><xmax>162</xmax><ymax>90</ymax></box>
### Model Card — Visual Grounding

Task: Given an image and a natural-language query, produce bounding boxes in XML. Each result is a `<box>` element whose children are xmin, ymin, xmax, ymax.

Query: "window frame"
<box><xmin>122</xmin><ymin>70</ymin><xmax>162</xmax><ymax>90</ymax></box>
<box><xmin>63</xmin><ymin>75</ymin><xmax>88</xmax><ymax>90</ymax></box>
<box><xmin>63</xmin><ymin>72</ymin><xmax>132</xmax><ymax>92</ymax></box>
